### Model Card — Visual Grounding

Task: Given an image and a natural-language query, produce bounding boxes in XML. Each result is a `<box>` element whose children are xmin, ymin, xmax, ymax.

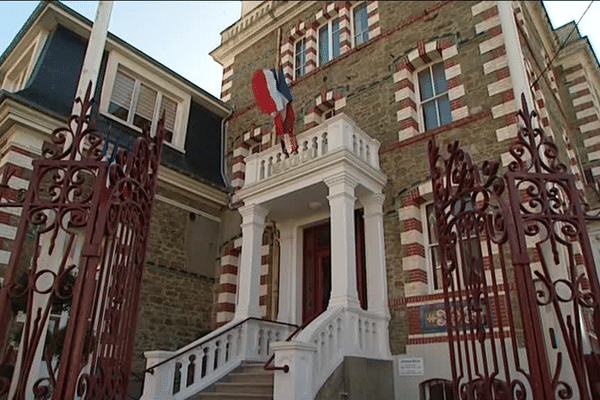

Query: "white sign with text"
<box><xmin>398</xmin><ymin>357</ymin><xmax>425</xmax><ymax>376</ymax></box>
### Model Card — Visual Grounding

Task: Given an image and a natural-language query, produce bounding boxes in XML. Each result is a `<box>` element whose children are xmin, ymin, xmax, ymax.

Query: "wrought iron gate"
<box><xmin>0</xmin><ymin>83</ymin><xmax>164</xmax><ymax>399</ymax></box>
<box><xmin>428</xmin><ymin>95</ymin><xmax>600</xmax><ymax>399</ymax></box>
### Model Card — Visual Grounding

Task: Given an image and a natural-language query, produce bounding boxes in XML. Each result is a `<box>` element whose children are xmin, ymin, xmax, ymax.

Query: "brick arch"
<box><xmin>280</xmin><ymin>1</ymin><xmax>381</xmax><ymax>83</ymax></box>
<box><xmin>392</xmin><ymin>38</ymin><xmax>468</xmax><ymax>141</ymax></box>
<box><xmin>304</xmin><ymin>89</ymin><xmax>347</xmax><ymax>129</ymax></box>
<box><xmin>231</xmin><ymin>123</ymin><xmax>271</xmax><ymax>190</ymax></box>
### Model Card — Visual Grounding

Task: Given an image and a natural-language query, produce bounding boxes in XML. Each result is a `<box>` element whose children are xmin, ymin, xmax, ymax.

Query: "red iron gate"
<box><xmin>428</xmin><ymin>95</ymin><xmax>600</xmax><ymax>399</ymax></box>
<box><xmin>0</xmin><ymin>83</ymin><xmax>164</xmax><ymax>399</ymax></box>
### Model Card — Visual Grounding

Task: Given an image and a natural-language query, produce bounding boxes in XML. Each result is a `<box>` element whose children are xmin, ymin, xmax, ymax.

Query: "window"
<box><xmin>295</xmin><ymin>38</ymin><xmax>307</xmax><ymax>78</ymax></box>
<box><xmin>420</xmin><ymin>379</ymin><xmax>453</xmax><ymax>400</ymax></box>
<box><xmin>417</xmin><ymin>62</ymin><xmax>451</xmax><ymax>131</ymax></box>
<box><xmin>424</xmin><ymin>201</ymin><xmax>484</xmax><ymax>292</ymax></box>
<box><xmin>318</xmin><ymin>18</ymin><xmax>341</xmax><ymax>66</ymax></box>
<box><xmin>353</xmin><ymin>2</ymin><xmax>369</xmax><ymax>46</ymax></box>
<box><xmin>425</xmin><ymin>203</ymin><xmax>442</xmax><ymax>291</ymax></box>
<box><xmin>1</xmin><ymin>31</ymin><xmax>48</xmax><ymax>93</ymax></box>
<box><xmin>108</xmin><ymin>66</ymin><xmax>179</xmax><ymax>144</ymax></box>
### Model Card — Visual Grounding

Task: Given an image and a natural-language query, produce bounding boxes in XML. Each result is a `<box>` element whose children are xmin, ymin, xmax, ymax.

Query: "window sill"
<box><xmin>100</xmin><ymin>112</ymin><xmax>185</xmax><ymax>154</ymax></box>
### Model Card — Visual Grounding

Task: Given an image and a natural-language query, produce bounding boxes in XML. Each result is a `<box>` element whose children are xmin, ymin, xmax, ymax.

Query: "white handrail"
<box><xmin>272</xmin><ymin>306</ymin><xmax>390</xmax><ymax>400</ymax></box>
<box><xmin>141</xmin><ymin>318</ymin><xmax>295</xmax><ymax>400</ymax></box>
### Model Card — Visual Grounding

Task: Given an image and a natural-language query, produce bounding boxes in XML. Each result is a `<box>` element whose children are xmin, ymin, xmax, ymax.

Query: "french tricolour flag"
<box><xmin>252</xmin><ymin>68</ymin><xmax>297</xmax><ymax>154</ymax></box>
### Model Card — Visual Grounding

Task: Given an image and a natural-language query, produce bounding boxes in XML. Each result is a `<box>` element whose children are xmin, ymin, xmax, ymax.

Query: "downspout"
<box><xmin>220</xmin><ymin>107</ymin><xmax>235</xmax><ymax>208</ymax></box>
<box><xmin>497</xmin><ymin>1</ymin><xmax>534</xmax><ymax>111</ymax></box>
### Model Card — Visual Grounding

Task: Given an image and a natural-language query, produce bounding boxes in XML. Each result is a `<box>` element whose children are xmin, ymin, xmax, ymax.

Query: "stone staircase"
<box><xmin>188</xmin><ymin>363</ymin><xmax>274</xmax><ymax>400</ymax></box>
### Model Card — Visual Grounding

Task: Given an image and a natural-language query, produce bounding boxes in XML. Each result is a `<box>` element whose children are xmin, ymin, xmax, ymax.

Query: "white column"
<box><xmin>325</xmin><ymin>173</ymin><xmax>361</xmax><ymax>309</ymax></box>
<box><xmin>74</xmin><ymin>1</ymin><xmax>113</xmax><ymax>103</ymax></box>
<box><xmin>277</xmin><ymin>224</ymin><xmax>294</xmax><ymax>324</ymax></box>
<box><xmin>235</xmin><ymin>204</ymin><xmax>269</xmax><ymax>320</ymax></box>
<box><xmin>361</xmin><ymin>192</ymin><xmax>390</xmax><ymax>319</ymax></box>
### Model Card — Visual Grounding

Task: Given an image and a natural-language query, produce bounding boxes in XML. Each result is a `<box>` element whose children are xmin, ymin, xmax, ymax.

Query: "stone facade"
<box><xmin>212</xmin><ymin>0</ymin><xmax>600</xmax><ymax>358</ymax></box>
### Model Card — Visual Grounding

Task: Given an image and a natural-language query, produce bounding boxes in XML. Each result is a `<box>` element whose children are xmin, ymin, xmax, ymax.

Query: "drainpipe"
<box><xmin>497</xmin><ymin>1</ymin><xmax>535</xmax><ymax>111</ymax></box>
<box><xmin>220</xmin><ymin>108</ymin><xmax>235</xmax><ymax>208</ymax></box>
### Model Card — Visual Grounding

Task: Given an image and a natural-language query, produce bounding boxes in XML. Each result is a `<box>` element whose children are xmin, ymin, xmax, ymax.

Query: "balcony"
<box><xmin>240</xmin><ymin>115</ymin><xmax>380</xmax><ymax>210</ymax></box>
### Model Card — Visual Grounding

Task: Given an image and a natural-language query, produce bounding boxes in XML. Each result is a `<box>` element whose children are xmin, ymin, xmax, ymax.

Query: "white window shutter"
<box><xmin>111</xmin><ymin>69</ymin><xmax>135</xmax><ymax>108</ymax></box>
<box><xmin>160</xmin><ymin>95</ymin><xmax>178</xmax><ymax>131</ymax></box>
<box><xmin>136</xmin><ymin>83</ymin><xmax>157</xmax><ymax>120</ymax></box>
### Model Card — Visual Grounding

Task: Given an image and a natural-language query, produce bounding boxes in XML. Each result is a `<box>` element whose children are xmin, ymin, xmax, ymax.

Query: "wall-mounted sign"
<box><xmin>398</xmin><ymin>357</ymin><xmax>424</xmax><ymax>376</ymax></box>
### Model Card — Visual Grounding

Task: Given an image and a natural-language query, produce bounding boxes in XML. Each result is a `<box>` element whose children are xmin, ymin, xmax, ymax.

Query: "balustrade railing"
<box><xmin>272</xmin><ymin>306</ymin><xmax>390</xmax><ymax>400</ymax></box>
<box><xmin>244</xmin><ymin>114</ymin><xmax>381</xmax><ymax>186</ymax></box>
<box><xmin>141</xmin><ymin>318</ymin><xmax>296</xmax><ymax>400</ymax></box>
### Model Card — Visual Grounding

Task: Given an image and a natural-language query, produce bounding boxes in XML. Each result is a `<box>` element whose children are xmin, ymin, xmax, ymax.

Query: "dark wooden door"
<box><xmin>302</xmin><ymin>211</ymin><xmax>367</xmax><ymax>324</ymax></box>
<box><xmin>303</xmin><ymin>222</ymin><xmax>331</xmax><ymax>323</ymax></box>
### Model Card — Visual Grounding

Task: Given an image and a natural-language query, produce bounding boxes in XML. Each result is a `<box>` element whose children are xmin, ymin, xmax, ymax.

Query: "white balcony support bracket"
<box><xmin>236</xmin><ymin>203</ymin><xmax>269</xmax><ymax>320</ymax></box>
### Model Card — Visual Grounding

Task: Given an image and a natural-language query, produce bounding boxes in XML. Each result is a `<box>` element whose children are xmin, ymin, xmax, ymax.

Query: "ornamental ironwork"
<box><xmin>0</xmin><ymin>82</ymin><xmax>164</xmax><ymax>399</ymax></box>
<box><xmin>429</xmin><ymin>94</ymin><xmax>600</xmax><ymax>399</ymax></box>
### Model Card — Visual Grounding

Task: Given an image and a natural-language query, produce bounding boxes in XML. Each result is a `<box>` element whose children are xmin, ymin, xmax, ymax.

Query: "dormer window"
<box><xmin>100</xmin><ymin>52</ymin><xmax>191</xmax><ymax>151</ymax></box>
<box><xmin>109</xmin><ymin>67</ymin><xmax>178</xmax><ymax>143</ymax></box>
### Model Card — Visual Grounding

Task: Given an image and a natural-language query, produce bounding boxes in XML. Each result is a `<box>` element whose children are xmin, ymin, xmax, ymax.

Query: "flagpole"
<box><xmin>73</xmin><ymin>0</ymin><xmax>114</xmax><ymax>114</ymax></box>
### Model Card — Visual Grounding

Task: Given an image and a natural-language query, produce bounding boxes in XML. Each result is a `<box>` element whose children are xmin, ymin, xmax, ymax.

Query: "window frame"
<box><xmin>422</xmin><ymin>200</ymin><xmax>484</xmax><ymax>293</ymax></box>
<box><xmin>99</xmin><ymin>51</ymin><xmax>191</xmax><ymax>152</ymax></box>
<box><xmin>415</xmin><ymin>61</ymin><xmax>452</xmax><ymax>133</ymax></box>
<box><xmin>294</xmin><ymin>37</ymin><xmax>307</xmax><ymax>79</ymax></box>
<box><xmin>1</xmin><ymin>30</ymin><xmax>49</xmax><ymax>92</ymax></box>
<box><xmin>317</xmin><ymin>17</ymin><xmax>341</xmax><ymax>67</ymax></box>
<box><xmin>351</xmin><ymin>1</ymin><xmax>369</xmax><ymax>48</ymax></box>
<box><xmin>422</xmin><ymin>202</ymin><xmax>443</xmax><ymax>293</ymax></box>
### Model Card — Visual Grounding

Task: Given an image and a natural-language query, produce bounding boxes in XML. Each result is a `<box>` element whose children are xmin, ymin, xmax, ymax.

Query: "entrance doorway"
<box><xmin>302</xmin><ymin>211</ymin><xmax>367</xmax><ymax>324</ymax></box>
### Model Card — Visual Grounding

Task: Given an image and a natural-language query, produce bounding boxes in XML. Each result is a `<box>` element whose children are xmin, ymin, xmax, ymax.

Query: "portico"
<box><xmin>233</xmin><ymin>114</ymin><xmax>390</xmax><ymax>327</ymax></box>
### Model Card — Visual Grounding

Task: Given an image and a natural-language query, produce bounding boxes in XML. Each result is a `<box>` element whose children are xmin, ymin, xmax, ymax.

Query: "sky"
<box><xmin>0</xmin><ymin>1</ymin><xmax>598</xmax><ymax>99</ymax></box>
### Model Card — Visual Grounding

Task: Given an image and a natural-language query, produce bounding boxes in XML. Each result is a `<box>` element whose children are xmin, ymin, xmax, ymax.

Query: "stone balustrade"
<box><xmin>272</xmin><ymin>306</ymin><xmax>390</xmax><ymax>400</ymax></box>
<box><xmin>141</xmin><ymin>318</ymin><xmax>295</xmax><ymax>400</ymax></box>
<box><xmin>244</xmin><ymin>114</ymin><xmax>381</xmax><ymax>187</ymax></box>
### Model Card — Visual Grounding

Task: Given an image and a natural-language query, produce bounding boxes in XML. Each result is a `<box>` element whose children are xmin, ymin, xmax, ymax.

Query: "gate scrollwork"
<box><xmin>429</xmin><ymin>94</ymin><xmax>600</xmax><ymax>400</ymax></box>
<box><xmin>0</xmin><ymin>82</ymin><xmax>164</xmax><ymax>399</ymax></box>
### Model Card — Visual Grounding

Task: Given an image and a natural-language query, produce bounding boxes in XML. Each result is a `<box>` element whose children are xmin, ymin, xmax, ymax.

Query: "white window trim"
<box><xmin>294</xmin><ymin>38</ymin><xmax>307</xmax><ymax>80</ymax></box>
<box><xmin>422</xmin><ymin>202</ymin><xmax>443</xmax><ymax>294</ymax></box>
<box><xmin>317</xmin><ymin>18</ymin><xmax>341</xmax><ymax>67</ymax></box>
<box><xmin>1</xmin><ymin>30</ymin><xmax>49</xmax><ymax>92</ymax></box>
<box><xmin>99</xmin><ymin>51</ymin><xmax>191</xmax><ymax>152</ymax></box>
<box><xmin>415</xmin><ymin>62</ymin><xmax>452</xmax><ymax>133</ymax></box>
<box><xmin>351</xmin><ymin>1</ymin><xmax>369</xmax><ymax>48</ymax></box>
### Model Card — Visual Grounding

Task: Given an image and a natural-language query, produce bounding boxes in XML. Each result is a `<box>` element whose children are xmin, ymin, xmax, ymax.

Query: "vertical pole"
<box><xmin>53</xmin><ymin>3</ymin><xmax>113</xmax><ymax>399</ymax></box>
<box><xmin>73</xmin><ymin>1</ymin><xmax>114</xmax><ymax>115</ymax></box>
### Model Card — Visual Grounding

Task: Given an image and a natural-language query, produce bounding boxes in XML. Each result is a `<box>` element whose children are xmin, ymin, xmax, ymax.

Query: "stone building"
<box><xmin>0</xmin><ymin>0</ymin><xmax>231</xmax><ymax>393</ymax></box>
<box><xmin>2</xmin><ymin>1</ymin><xmax>600</xmax><ymax>399</ymax></box>
<box><xmin>191</xmin><ymin>0</ymin><xmax>600</xmax><ymax>399</ymax></box>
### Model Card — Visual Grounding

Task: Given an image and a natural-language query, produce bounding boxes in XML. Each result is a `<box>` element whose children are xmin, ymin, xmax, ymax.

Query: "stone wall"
<box><xmin>132</xmin><ymin>180</ymin><xmax>224</xmax><ymax>370</ymax></box>
<box><xmin>219</xmin><ymin>0</ymin><xmax>586</xmax><ymax>354</ymax></box>
<box><xmin>132</xmin><ymin>263</ymin><xmax>217</xmax><ymax>372</ymax></box>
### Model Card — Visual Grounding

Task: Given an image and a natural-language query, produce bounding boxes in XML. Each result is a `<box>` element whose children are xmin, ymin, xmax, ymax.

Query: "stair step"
<box><xmin>225</xmin><ymin>371</ymin><xmax>273</xmax><ymax>384</ymax></box>
<box><xmin>214</xmin><ymin>382</ymin><xmax>273</xmax><ymax>395</ymax></box>
<box><xmin>191</xmin><ymin>393</ymin><xmax>273</xmax><ymax>400</ymax></box>
<box><xmin>239</xmin><ymin>363</ymin><xmax>270</xmax><ymax>373</ymax></box>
